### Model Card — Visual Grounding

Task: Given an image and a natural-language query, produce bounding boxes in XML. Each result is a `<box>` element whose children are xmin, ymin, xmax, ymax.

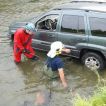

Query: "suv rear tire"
<box><xmin>11</xmin><ymin>34</ymin><xmax>14</xmax><ymax>42</ymax></box>
<box><xmin>82</xmin><ymin>52</ymin><xmax>105</xmax><ymax>70</ymax></box>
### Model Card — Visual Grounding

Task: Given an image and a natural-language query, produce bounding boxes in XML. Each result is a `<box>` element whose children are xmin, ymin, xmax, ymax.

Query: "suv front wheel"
<box><xmin>82</xmin><ymin>52</ymin><xmax>105</xmax><ymax>70</ymax></box>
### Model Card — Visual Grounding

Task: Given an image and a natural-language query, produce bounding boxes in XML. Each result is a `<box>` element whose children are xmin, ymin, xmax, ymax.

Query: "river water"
<box><xmin>0</xmin><ymin>0</ymin><xmax>106</xmax><ymax>106</ymax></box>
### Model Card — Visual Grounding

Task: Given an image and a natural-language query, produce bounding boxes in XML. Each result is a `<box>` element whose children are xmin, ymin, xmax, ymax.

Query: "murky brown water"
<box><xmin>0</xmin><ymin>0</ymin><xmax>106</xmax><ymax>106</ymax></box>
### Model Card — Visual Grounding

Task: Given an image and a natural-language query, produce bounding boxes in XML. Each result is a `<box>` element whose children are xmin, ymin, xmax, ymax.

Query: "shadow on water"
<box><xmin>14</xmin><ymin>53</ymin><xmax>55</xmax><ymax>106</ymax></box>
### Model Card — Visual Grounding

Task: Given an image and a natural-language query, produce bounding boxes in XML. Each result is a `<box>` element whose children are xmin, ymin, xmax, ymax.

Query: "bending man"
<box><xmin>44</xmin><ymin>41</ymin><xmax>71</xmax><ymax>88</ymax></box>
<box><xmin>13</xmin><ymin>23</ymin><xmax>39</xmax><ymax>64</ymax></box>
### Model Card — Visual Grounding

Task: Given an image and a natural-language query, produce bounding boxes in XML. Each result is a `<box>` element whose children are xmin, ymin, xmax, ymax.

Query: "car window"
<box><xmin>61</xmin><ymin>15</ymin><xmax>85</xmax><ymax>35</ymax></box>
<box><xmin>89</xmin><ymin>17</ymin><xmax>106</xmax><ymax>37</ymax></box>
<box><xmin>36</xmin><ymin>14</ymin><xmax>59</xmax><ymax>31</ymax></box>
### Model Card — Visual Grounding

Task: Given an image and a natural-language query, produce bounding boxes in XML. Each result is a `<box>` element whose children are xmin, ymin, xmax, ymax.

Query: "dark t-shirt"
<box><xmin>46</xmin><ymin>56</ymin><xmax>64</xmax><ymax>71</ymax></box>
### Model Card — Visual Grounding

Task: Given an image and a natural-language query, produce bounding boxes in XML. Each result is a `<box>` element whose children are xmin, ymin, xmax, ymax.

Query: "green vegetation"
<box><xmin>73</xmin><ymin>86</ymin><xmax>106</xmax><ymax>106</ymax></box>
<box><xmin>73</xmin><ymin>94</ymin><xmax>90</xmax><ymax>106</ymax></box>
<box><xmin>29</xmin><ymin>0</ymin><xmax>39</xmax><ymax>2</ymax></box>
<box><xmin>90</xmin><ymin>87</ymin><xmax>106</xmax><ymax>106</ymax></box>
<box><xmin>73</xmin><ymin>70</ymin><xmax>106</xmax><ymax>106</ymax></box>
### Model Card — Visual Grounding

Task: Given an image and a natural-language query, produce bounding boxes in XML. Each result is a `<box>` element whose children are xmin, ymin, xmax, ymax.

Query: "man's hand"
<box><xmin>62</xmin><ymin>48</ymin><xmax>71</xmax><ymax>53</ymax></box>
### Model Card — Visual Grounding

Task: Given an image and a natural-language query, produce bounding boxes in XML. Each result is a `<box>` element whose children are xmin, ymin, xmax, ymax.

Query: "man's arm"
<box><xmin>14</xmin><ymin>32</ymin><xmax>24</xmax><ymax>51</ymax></box>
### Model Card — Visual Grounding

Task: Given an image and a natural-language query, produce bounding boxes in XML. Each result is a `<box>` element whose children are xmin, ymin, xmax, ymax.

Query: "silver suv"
<box><xmin>8</xmin><ymin>0</ymin><xmax>106</xmax><ymax>70</ymax></box>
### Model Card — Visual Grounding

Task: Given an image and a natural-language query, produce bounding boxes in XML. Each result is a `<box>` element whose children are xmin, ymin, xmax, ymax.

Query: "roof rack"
<box><xmin>52</xmin><ymin>1</ymin><xmax>106</xmax><ymax>13</ymax></box>
<box><xmin>54</xmin><ymin>8</ymin><xmax>104</xmax><ymax>13</ymax></box>
<box><xmin>71</xmin><ymin>0</ymin><xmax>106</xmax><ymax>4</ymax></box>
<box><xmin>53</xmin><ymin>6</ymin><xmax>106</xmax><ymax>13</ymax></box>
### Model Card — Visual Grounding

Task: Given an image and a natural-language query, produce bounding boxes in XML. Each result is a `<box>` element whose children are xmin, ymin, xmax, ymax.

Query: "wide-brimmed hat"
<box><xmin>47</xmin><ymin>41</ymin><xmax>64</xmax><ymax>58</ymax></box>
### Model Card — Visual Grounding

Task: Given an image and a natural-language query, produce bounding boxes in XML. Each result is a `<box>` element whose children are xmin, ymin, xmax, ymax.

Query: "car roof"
<box><xmin>53</xmin><ymin>2</ymin><xmax>106</xmax><ymax>13</ymax></box>
<box><xmin>71</xmin><ymin>0</ymin><xmax>106</xmax><ymax>3</ymax></box>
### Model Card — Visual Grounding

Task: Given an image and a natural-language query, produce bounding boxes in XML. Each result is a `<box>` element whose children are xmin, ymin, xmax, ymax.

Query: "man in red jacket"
<box><xmin>14</xmin><ymin>23</ymin><xmax>39</xmax><ymax>64</ymax></box>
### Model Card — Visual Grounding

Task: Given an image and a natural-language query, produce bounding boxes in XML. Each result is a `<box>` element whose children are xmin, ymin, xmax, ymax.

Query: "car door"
<box><xmin>32</xmin><ymin>14</ymin><xmax>59</xmax><ymax>51</ymax></box>
<box><xmin>57</xmin><ymin>11</ymin><xmax>88</xmax><ymax>57</ymax></box>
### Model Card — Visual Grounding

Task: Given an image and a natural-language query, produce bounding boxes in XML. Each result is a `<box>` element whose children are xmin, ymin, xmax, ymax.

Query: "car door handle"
<box><xmin>75</xmin><ymin>38</ymin><xmax>86</xmax><ymax>41</ymax></box>
<box><xmin>82</xmin><ymin>38</ymin><xmax>86</xmax><ymax>41</ymax></box>
<box><xmin>48</xmin><ymin>35</ymin><xmax>55</xmax><ymax>37</ymax></box>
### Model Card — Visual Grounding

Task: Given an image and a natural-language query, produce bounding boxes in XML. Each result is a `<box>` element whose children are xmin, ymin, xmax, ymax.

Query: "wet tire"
<box><xmin>81</xmin><ymin>52</ymin><xmax>105</xmax><ymax>70</ymax></box>
<box><xmin>11</xmin><ymin>34</ymin><xmax>14</xmax><ymax>42</ymax></box>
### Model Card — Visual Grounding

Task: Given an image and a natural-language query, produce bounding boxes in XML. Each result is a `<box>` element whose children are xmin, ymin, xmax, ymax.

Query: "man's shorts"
<box><xmin>43</xmin><ymin>65</ymin><xmax>59</xmax><ymax>79</ymax></box>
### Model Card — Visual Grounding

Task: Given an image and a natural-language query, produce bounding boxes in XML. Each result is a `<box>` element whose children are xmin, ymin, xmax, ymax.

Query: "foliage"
<box><xmin>29</xmin><ymin>0</ymin><xmax>39</xmax><ymax>2</ymax></box>
<box><xmin>73</xmin><ymin>86</ymin><xmax>106</xmax><ymax>106</ymax></box>
<box><xmin>90</xmin><ymin>86</ymin><xmax>106</xmax><ymax>106</ymax></box>
<box><xmin>73</xmin><ymin>94</ymin><xmax>91</xmax><ymax>106</ymax></box>
<box><xmin>73</xmin><ymin>69</ymin><xmax>106</xmax><ymax>106</ymax></box>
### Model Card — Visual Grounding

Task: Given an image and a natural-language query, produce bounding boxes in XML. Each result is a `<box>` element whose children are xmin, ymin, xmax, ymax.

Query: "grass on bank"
<box><xmin>73</xmin><ymin>69</ymin><xmax>106</xmax><ymax>106</ymax></box>
<box><xmin>73</xmin><ymin>86</ymin><xmax>106</xmax><ymax>106</ymax></box>
<box><xmin>30</xmin><ymin>0</ymin><xmax>39</xmax><ymax>2</ymax></box>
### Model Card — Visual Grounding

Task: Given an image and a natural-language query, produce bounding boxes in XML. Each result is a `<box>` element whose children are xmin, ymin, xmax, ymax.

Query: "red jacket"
<box><xmin>14</xmin><ymin>28</ymin><xmax>32</xmax><ymax>52</ymax></box>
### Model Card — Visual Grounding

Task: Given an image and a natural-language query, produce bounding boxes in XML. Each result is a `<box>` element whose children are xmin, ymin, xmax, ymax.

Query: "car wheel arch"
<box><xmin>80</xmin><ymin>49</ymin><xmax>105</xmax><ymax>60</ymax></box>
<box><xmin>80</xmin><ymin>49</ymin><xmax>106</xmax><ymax>70</ymax></box>
<box><xmin>11</xmin><ymin>34</ymin><xmax>14</xmax><ymax>42</ymax></box>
